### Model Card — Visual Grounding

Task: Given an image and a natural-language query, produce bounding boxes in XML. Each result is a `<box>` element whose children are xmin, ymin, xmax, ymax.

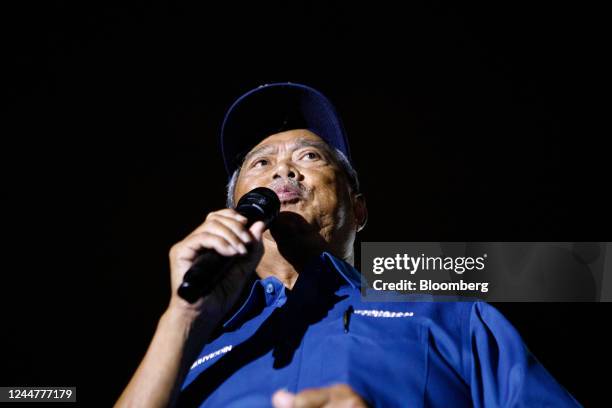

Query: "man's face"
<box><xmin>233</xmin><ymin>129</ymin><xmax>360</xmax><ymax>253</ymax></box>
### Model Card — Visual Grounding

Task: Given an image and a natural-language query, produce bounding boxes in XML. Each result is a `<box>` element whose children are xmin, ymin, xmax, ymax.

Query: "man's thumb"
<box><xmin>250</xmin><ymin>220</ymin><xmax>266</xmax><ymax>241</ymax></box>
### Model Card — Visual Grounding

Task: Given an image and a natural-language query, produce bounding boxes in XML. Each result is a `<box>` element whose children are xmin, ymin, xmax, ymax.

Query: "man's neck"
<box><xmin>255</xmin><ymin>235</ymin><xmax>301</xmax><ymax>289</ymax></box>
<box><xmin>254</xmin><ymin>217</ymin><xmax>356</xmax><ymax>288</ymax></box>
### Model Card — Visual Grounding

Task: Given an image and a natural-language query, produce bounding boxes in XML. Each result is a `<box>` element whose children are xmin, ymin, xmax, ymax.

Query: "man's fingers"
<box><xmin>209</xmin><ymin>208</ymin><xmax>248</xmax><ymax>224</ymax></box>
<box><xmin>210</xmin><ymin>216</ymin><xmax>252</xmax><ymax>240</ymax></box>
<box><xmin>191</xmin><ymin>210</ymin><xmax>248</xmax><ymax>235</ymax></box>
<box><xmin>272</xmin><ymin>388</ymin><xmax>330</xmax><ymax>408</ymax></box>
<box><xmin>201</xmin><ymin>219</ymin><xmax>249</xmax><ymax>254</ymax></box>
<box><xmin>293</xmin><ymin>388</ymin><xmax>330</xmax><ymax>408</ymax></box>
<box><xmin>271</xmin><ymin>390</ymin><xmax>296</xmax><ymax>408</ymax></box>
<box><xmin>272</xmin><ymin>385</ymin><xmax>368</xmax><ymax>408</ymax></box>
<box><xmin>179</xmin><ymin>231</ymin><xmax>239</xmax><ymax>258</ymax></box>
<box><xmin>172</xmin><ymin>221</ymin><xmax>266</xmax><ymax>272</ymax></box>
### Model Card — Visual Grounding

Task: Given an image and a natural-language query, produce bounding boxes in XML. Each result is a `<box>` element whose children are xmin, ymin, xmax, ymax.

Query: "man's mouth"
<box><xmin>271</xmin><ymin>184</ymin><xmax>304</xmax><ymax>205</ymax></box>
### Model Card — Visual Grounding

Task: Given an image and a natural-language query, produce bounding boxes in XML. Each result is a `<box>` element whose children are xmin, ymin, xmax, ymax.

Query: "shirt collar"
<box><xmin>222</xmin><ymin>251</ymin><xmax>360</xmax><ymax>329</ymax></box>
<box><xmin>320</xmin><ymin>252</ymin><xmax>361</xmax><ymax>289</ymax></box>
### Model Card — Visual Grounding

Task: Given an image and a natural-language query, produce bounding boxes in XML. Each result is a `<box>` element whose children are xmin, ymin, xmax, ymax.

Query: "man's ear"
<box><xmin>353</xmin><ymin>193</ymin><xmax>368</xmax><ymax>232</ymax></box>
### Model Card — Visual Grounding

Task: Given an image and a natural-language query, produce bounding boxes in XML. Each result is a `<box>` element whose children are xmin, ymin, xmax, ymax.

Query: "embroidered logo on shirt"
<box><xmin>190</xmin><ymin>345</ymin><xmax>233</xmax><ymax>370</ymax></box>
<box><xmin>354</xmin><ymin>309</ymin><xmax>414</xmax><ymax>318</ymax></box>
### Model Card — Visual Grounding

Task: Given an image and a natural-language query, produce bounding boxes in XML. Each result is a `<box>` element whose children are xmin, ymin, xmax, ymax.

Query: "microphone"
<box><xmin>177</xmin><ymin>187</ymin><xmax>280</xmax><ymax>303</ymax></box>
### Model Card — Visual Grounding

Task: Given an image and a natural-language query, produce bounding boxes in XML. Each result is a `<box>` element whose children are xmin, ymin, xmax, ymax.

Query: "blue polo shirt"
<box><xmin>179</xmin><ymin>252</ymin><xmax>580</xmax><ymax>407</ymax></box>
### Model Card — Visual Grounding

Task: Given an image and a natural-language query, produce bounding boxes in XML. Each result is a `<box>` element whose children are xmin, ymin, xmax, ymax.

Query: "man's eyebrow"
<box><xmin>243</xmin><ymin>137</ymin><xmax>332</xmax><ymax>164</ymax></box>
<box><xmin>292</xmin><ymin>138</ymin><xmax>332</xmax><ymax>153</ymax></box>
<box><xmin>243</xmin><ymin>144</ymin><xmax>277</xmax><ymax>163</ymax></box>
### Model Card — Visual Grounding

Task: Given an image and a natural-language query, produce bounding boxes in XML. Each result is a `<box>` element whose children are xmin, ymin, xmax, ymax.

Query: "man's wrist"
<box><xmin>162</xmin><ymin>297</ymin><xmax>203</xmax><ymax>334</ymax></box>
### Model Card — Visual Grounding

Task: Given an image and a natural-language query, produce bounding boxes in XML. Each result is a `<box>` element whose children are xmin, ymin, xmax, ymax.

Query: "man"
<box><xmin>115</xmin><ymin>83</ymin><xmax>581</xmax><ymax>407</ymax></box>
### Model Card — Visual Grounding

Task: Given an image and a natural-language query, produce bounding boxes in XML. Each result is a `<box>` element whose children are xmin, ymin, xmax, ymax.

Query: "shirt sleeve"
<box><xmin>467</xmin><ymin>301</ymin><xmax>582</xmax><ymax>407</ymax></box>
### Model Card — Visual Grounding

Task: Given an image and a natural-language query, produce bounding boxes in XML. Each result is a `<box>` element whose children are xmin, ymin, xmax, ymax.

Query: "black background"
<box><xmin>3</xmin><ymin>1</ymin><xmax>609</xmax><ymax>406</ymax></box>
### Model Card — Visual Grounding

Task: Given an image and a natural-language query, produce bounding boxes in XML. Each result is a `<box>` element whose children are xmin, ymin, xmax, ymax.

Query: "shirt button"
<box><xmin>265</xmin><ymin>283</ymin><xmax>275</xmax><ymax>294</ymax></box>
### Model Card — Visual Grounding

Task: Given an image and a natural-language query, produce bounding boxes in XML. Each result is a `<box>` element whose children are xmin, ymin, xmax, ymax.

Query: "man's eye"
<box><xmin>253</xmin><ymin>159</ymin><xmax>269</xmax><ymax>168</ymax></box>
<box><xmin>301</xmin><ymin>152</ymin><xmax>320</xmax><ymax>161</ymax></box>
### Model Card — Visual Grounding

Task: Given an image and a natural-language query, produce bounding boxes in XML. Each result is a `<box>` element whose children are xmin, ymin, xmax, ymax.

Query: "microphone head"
<box><xmin>235</xmin><ymin>187</ymin><xmax>281</xmax><ymax>226</ymax></box>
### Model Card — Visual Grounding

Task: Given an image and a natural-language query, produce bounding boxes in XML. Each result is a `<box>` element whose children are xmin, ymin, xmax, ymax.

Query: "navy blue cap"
<box><xmin>220</xmin><ymin>82</ymin><xmax>351</xmax><ymax>176</ymax></box>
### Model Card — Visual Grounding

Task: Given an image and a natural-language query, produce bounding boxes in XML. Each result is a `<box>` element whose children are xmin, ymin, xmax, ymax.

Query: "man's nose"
<box><xmin>272</xmin><ymin>160</ymin><xmax>302</xmax><ymax>180</ymax></box>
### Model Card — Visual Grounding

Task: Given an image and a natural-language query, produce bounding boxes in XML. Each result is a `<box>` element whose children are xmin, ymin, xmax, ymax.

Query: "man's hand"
<box><xmin>168</xmin><ymin>208</ymin><xmax>266</xmax><ymax>322</ymax></box>
<box><xmin>272</xmin><ymin>385</ymin><xmax>369</xmax><ymax>408</ymax></box>
<box><xmin>115</xmin><ymin>209</ymin><xmax>266</xmax><ymax>408</ymax></box>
